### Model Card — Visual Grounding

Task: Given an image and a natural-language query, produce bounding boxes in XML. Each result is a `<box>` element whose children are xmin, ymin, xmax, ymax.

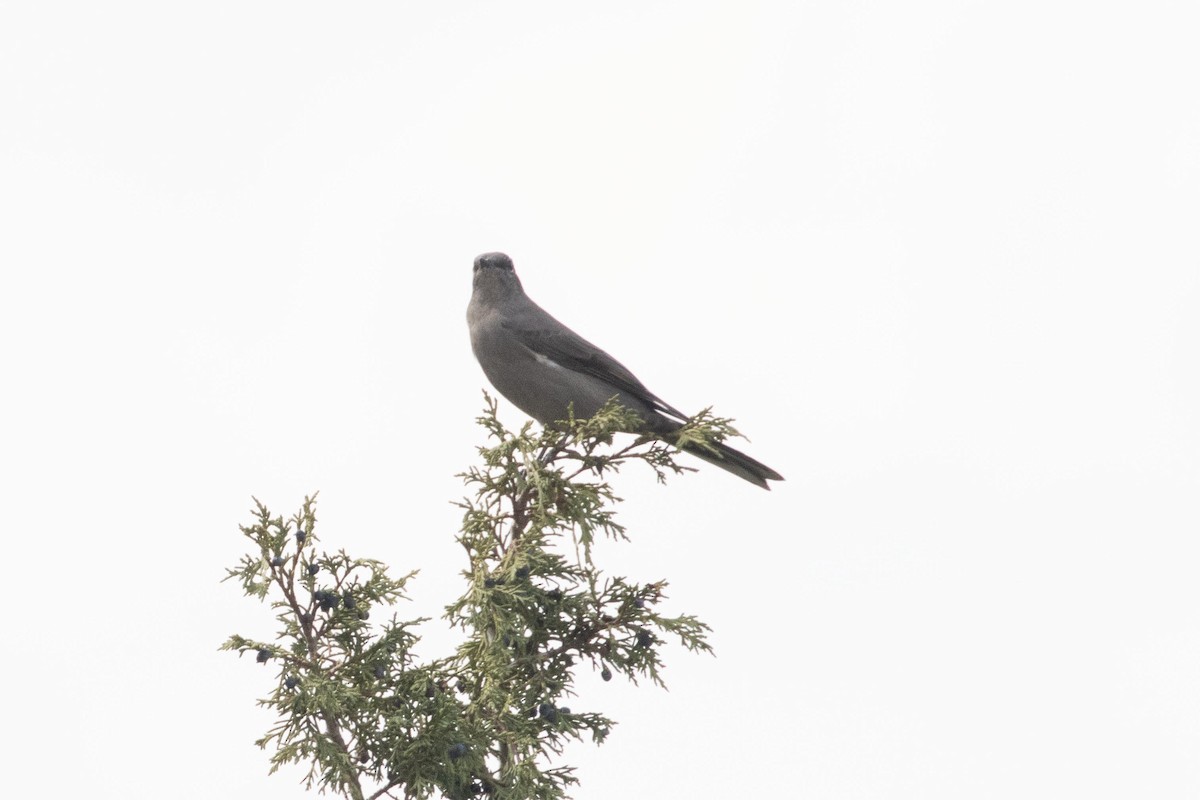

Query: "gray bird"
<box><xmin>466</xmin><ymin>252</ymin><xmax>783</xmax><ymax>489</ymax></box>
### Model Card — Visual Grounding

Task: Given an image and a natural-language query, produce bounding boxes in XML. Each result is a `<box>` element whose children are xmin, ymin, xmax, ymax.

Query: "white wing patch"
<box><xmin>533</xmin><ymin>352</ymin><xmax>565</xmax><ymax>370</ymax></box>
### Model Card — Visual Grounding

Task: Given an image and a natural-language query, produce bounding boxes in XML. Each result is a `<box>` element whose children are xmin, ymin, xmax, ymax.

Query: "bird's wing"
<box><xmin>503</xmin><ymin>314</ymin><xmax>688</xmax><ymax>422</ymax></box>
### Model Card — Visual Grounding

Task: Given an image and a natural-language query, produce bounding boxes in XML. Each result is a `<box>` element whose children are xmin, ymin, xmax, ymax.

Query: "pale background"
<box><xmin>2</xmin><ymin>2</ymin><xmax>1198</xmax><ymax>798</ymax></box>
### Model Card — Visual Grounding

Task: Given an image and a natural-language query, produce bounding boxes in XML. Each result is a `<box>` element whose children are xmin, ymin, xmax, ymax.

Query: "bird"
<box><xmin>466</xmin><ymin>252</ymin><xmax>783</xmax><ymax>490</ymax></box>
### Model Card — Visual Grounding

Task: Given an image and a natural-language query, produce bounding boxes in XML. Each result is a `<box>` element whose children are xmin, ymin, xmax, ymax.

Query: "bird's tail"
<box><xmin>679</xmin><ymin>439</ymin><xmax>784</xmax><ymax>490</ymax></box>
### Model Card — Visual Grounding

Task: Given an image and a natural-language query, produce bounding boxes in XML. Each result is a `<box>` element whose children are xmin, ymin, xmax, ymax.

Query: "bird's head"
<box><xmin>473</xmin><ymin>252</ymin><xmax>515</xmax><ymax>274</ymax></box>
<box><xmin>471</xmin><ymin>251</ymin><xmax>524</xmax><ymax>299</ymax></box>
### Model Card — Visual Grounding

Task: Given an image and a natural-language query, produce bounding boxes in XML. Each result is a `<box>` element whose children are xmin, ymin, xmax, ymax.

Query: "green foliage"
<box><xmin>223</xmin><ymin>397</ymin><xmax>724</xmax><ymax>799</ymax></box>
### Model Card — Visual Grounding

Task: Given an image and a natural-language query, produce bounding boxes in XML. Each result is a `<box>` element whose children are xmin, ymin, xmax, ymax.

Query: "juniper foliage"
<box><xmin>222</xmin><ymin>397</ymin><xmax>743</xmax><ymax>799</ymax></box>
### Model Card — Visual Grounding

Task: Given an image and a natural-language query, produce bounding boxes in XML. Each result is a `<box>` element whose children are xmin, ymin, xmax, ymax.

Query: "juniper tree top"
<box><xmin>224</xmin><ymin>399</ymin><xmax>736</xmax><ymax>799</ymax></box>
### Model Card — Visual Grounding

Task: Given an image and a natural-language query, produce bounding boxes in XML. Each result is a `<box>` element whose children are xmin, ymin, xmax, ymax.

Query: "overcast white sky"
<box><xmin>2</xmin><ymin>2</ymin><xmax>1198</xmax><ymax>798</ymax></box>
